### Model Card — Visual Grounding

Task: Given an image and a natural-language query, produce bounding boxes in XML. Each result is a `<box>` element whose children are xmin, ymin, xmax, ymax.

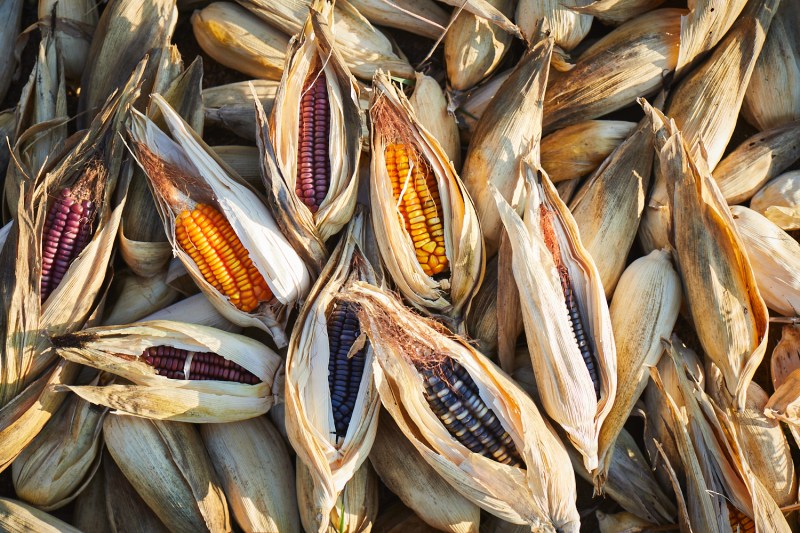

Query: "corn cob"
<box><xmin>327</xmin><ymin>300</ymin><xmax>367</xmax><ymax>439</ymax></box>
<box><xmin>384</xmin><ymin>143</ymin><xmax>448</xmax><ymax>277</ymax></box>
<box><xmin>728</xmin><ymin>504</ymin><xmax>755</xmax><ymax>533</ymax></box>
<box><xmin>174</xmin><ymin>203</ymin><xmax>272</xmax><ymax>312</ymax></box>
<box><xmin>40</xmin><ymin>164</ymin><xmax>103</xmax><ymax>302</ymax></box>
<box><xmin>296</xmin><ymin>66</ymin><xmax>331</xmax><ymax>213</ymax></box>
<box><xmin>143</xmin><ymin>345</ymin><xmax>260</xmax><ymax>384</ymax></box>
<box><xmin>417</xmin><ymin>358</ymin><xmax>523</xmax><ymax>467</ymax></box>
<box><xmin>540</xmin><ymin>206</ymin><xmax>601</xmax><ymax>397</ymax></box>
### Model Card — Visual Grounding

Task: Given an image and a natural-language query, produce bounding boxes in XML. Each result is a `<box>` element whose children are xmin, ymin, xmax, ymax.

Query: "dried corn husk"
<box><xmin>568</xmin><ymin>116</ymin><xmax>654</xmax><ymax>295</ymax></box>
<box><xmin>269</xmin><ymin>2</ymin><xmax>362</xmax><ymax>246</ymax></box>
<box><xmin>573</xmin><ymin>0</ymin><xmax>666</xmax><ymax>25</ymax></box>
<box><xmin>52</xmin><ymin>320</ymin><xmax>282</xmax><ymax>422</ymax></box>
<box><xmin>494</xmin><ymin>158</ymin><xmax>617</xmax><ymax>474</ymax></box>
<box><xmin>454</xmin><ymin>68</ymin><xmax>512</xmax><ymax>140</ymax></box>
<box><xmin>370</xmin><ymin>71</ymin><xmax>484</xmax><ymax>323</ymax></box>
<box><xmin>445</xmin><ymin>0</ymin><xmax>514</xmax><ymax>91</ymax></box>
<box><xmin>730</xmin><ymin>206</ymin><xmax>800</xmax><ymax>317</ymax></box>
<box><xmin>238</xmin><ymin>0</ymin><xmax>414</xmax><ymax>80</ymax></box>
<box><xmin>751</xmin><ymin>171</ymin><xmax>800</xmax><ymax>230</ymax></box>
<box><xmin>542</xmin><ymin>9</ymin><xmax>683</xmax><ymax>132</ymax></box>
<box><xmin>743</xmin><ymin>0</ymin><xmax>800</xmax><ymax>130</ymax></box>
<box><xmin>410</xmin><ymin>73</ymin><xmax>461</xmax><ymax>169</ymax></box>
<box><xmin>341</xmin><ymin>282</ymin><xmax>580</xmax><ymax>530</ymax></box>
<box><xmin>713</xmin><ymin>121</ymin><xmax>800</xmax><ymax>205</ymax></box>
<box><xmin>647</xmin><ymin>104</ymin><xmax>768</xmax><ymax>408</ymax></box>
<box><xmin>0</xmin><ymin>0</ymin><xmax>22</xmax><ymax>104</ymax></box>
<box><xmin>12</xmin><ymin>385</ymin><xmax>105</xmax><ymax>510</ymax></box>
<box><xmin>464</xmin><ymin>256</ymin><xmax>498</xmax><ymax>357</ymax></box>
<box><xmin>673</xmin><ymin>0</ymin><xmax>749</xmax><ymax>77</ymax></box>
<box><xmin>597</xmin><ymin>511</ymin><xmax>656</xmax><ymax>533</ymax></box>
<box><xmin>38</xmin><ymin>0</ymin><xmax>98</xmax><ymax>82</ymax></box>
<box><xmin>370</xmin><ymin>414</ymin><xmax>480</xmax><ymax>533</ymax></box>
<box><xmin>349</xmin><ymin>0</ymin><xmax>449</xmax><ymax>40</ymax></box>
<box><xmin>142</xmin><ymin>293</ymin><xmax>238</xmax><ymax>331</ymax></box>
<box><xmin>285</xmin><ymin>213</ymin><xmax>380</xmax><ymax>532</ymax></box>
<box><xmin>101</xmin><ymin>272</ymin><xmax>179</xmax><ymax>326</ymax></box>
<box><xmin>192</xmin><ymin>2</ymin><xmax>288</xmax><ymax>80</ymax></box>
<box><xmin>0</xmin><ymin>108</ymin><xmax>14</xmax><ymax>185</ymax></box>
<box><xmin>767</xmin><ymin>325</ymin><xmax>800</xmax><ymax>448</ymax></box>
<box><xmin>201</xmin><ymin>417</ymin><xmax>300</xmax><ymax>533</ymax></box>
<box><xmin>373</xmin><ymin>503</ymin><xmax>444</xmax><ymax>533</ymax></box>
<box><xmin>128</xmin><ymin>95</ymin><xmax>311</xmax><ymax>346</ymax></box>
<box><xmin>104</xmin><ymin>416</ymin><xmax>231</xmax><ymax>533</ymax></box>
<box><xmin>0</xmin><ymin>497</ymin><xmax>82</xmax><ymax>533</ymax></box>
<box><xmin>103</xmin><ymin>453</ymin><xmax>170</xmax><ymax>533</ymax></box>
<box><xmin>541</xmin><ymin>120</ymin><xmax>635</xmax><ymax>184</ymax></box>
<box><xmin>79</xmin><ymin>0</ymin><xmax>177</xmax><ymax>125</ymax></box>
<box><xmin>205</xmin><ymin>80</ymin><xmax>279</xmax><ymax>140</ymax></box>
<box><xmin>462</xmin><ymin>37</ymin><xmax>552</xmax><ymax>256</ymax></box>
<box><xmin>72</xmin><ymin>462</ymin><xmax>111</xmax><ymax>533</ymax></box>
<box><xmin>516</xmin><ymin>0</ymin><xmax>592</xmax><ymax>50</ymax></box>
<box><xmin>596</xmin><ymin>250</ymin><xmax>680</xmax><ymax>480</ymax></box>
<box><xmin>211</xmin><ymin>146</ymin><xmax>262</xmax><ymax>187</ymax></box>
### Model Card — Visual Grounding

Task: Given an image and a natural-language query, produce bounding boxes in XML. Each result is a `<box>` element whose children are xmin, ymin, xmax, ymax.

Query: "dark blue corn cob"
<box><xmin>143</xmin><ymin>346</ymin><xmax>260</xmax><ymax>384</ymax></box>
<box><xmin>327</xmin><ymin>300</ymin><xmax>367</xmax><ymax>440</ymax></box>
<box><xmin>418</xmin><ymin>359</ymin><xmax>524</xmax><ymax>467</ymax></box>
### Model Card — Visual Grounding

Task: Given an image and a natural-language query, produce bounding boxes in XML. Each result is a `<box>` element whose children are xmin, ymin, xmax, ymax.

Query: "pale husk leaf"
<box><xmin>454</xmin><ymin>68</ymin><xmax>512</xmax><ymax>140</ymax></box>
<box><xmin>204</xmin><ymin>80</ymin><xmax>279</xmax><ymax>140</ymax></box>
<box><xmin>72</xmin><ymin>461</ymin><xmax>112</xmax><ymax>533</ymax></box>
<box><xmin>0</xmin><ymin>497</ymin><xmax>82</xmax><ymax>533</ymax></box>
<box><xmin>596</xmin><ymin>511</ymin><xmax>656</xmax><ymax>533</ymax></box>
<box><xmin>751</xmin><ymin>171</ymin><xmax>800</xmax><ymax>230</ymax></box>
<box><xmin>142</xmin><ymin>293</ymin><xmax>239</xmax><ymax>331</ymax></box>
<box><xmin>674</xmin><ymin>0</ymin><xmax>749</xmax><ymax>76</ymax></box>
<box><xmin>515</xmin><ymin>0</ymin><xmax>593</xmax><ymax>51</ymax></box>
<box><xmin>410</xmin><ymin>73</ymin><xmax>461</xmax><ymax>169</ymax></box>
<box><xmin>211</xmin><ymin>146</ymin><xmax>261</xmax><ymax>187</ymax></box>
<box><xmin>573</xmin><ymin>0</ymin><xmax>666</xmax><ymax>25</ymax></box>
<box><xmin>348</xmin><ymin>0</ymin><xmax>449</xmax><ymax>40</ymax></box>
<box><xmin>101</xmin><ymin>272</ymin><xmax>179</xmax><ymax>326</ymax></box>
<box><xmin>434</xmin><ymin>0</ymin><xmax>521</xmax><ymax>38</ymax></box>
<box><xmin>103</xmin><ymin>453</ymin><xmax>170</xmax><ymax>533</ymax></box>
<box><xmin>38</xmin><ymin>0</ymin><xmax>98</xmax><ymax>82</ymax></box>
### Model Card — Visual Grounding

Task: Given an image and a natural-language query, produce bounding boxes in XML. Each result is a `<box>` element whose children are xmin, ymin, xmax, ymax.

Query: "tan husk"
<box><xmin>673</xmin><ymin>0</ymin><xmax>749</xmax><ymax>77</ymax></box>
<box><xmin>461</xmin><ymin>37</ymin><xmax>552</xmax><ymax>256</ymax></box>
<box><xmin>751</xmin><ymin>171</ymin><xmax>800</xmax><ymax>230</ymax></box>
<box><xmin>454</xmin><ymin>68</ymin><xmax>512</xmax><ymax>141</ymax></box>
<box><xmin>211</xmin><ymin>146</ymin><xmax>262</xmax><ymax>187</ymax></box>
<box><xmin>730</xmin><ymin>206</ymin><xmax>800</xmax><ymax>317</ymax></box>
<box><xmin>103</xmin><ymin>453</ymin><xmax>170</xmax><ymax>532</ymax></box>
<box><xmin>410</xmin><ymin>73</ymin><xmax>461</xmax><ymax>170</ymax></box>
<box><xmin>464</xmin><ymin>255</ymin><xmax>498</xmax><ymax>357</ymax></box>
<box><xmin>0</xmin><ymin>0</ymin><xmax>22</xmax><ymax>104</ymax></box>
<box><xmin>340</xmin><ymin>282</ymin><xmax>580</xmax><ymax>530</ymax></box>
<box><xmin>515</xmin><ymin>0</ymin><xmax>592</xmax><ymax>51</ymax></box>
<box><xmin>370</xmin><ymin>71</ymin><xmax>484</xmax><ymax>323</ymax></box>
<box><xmin>541</xmin><ymin>120</ymin><xmax>636</xmax><ymax>184</ymax></box>
<box><xmin>374</xmin><ymin>502</ymin><xmax>450</xmax><ymax>533</ymax></box>
<box><xmin>201</xmin><ymin>417</ymin><xmax>300</xmax><ymax>533</ymax></box>
<box><xmin>573</xmin><ymin>0</ymin><xmax>666</xmax><ymax>25</ymax></box>
<box><xmin>52</xmin><ymin>320</ymin><xmax>282</xmax><ymax>422</ymax></box>
<box><xmin>101</xmin><ymin>271</ymin><xmax>179</xmax><ymax>326</ymax></box>
<box><xmin>142</xmin><ymin>293</ymin><xmax>239</xmax><ymax>332</ymax></box>
<box><xmin>0</xmin><ymin>497</ymin><xmax>82</xmax><ymax>533</ymax></box>
<box><xmin>766</xmin><ymin>326</ymin><xmax>800</xmax><ymax>449</ymax></box>
<box><xmin>103</xmin><ymin>416</ymin><xmax>231</xmax><ymax>533</ymax></box>
<box><xmin>269</xmin><ymin>1</ymin><xmax>363</xmax><ymax>246</ymax></box>
<box><xmin>204</xmin><ymin>80</ymin><xmax>279</xmax><ymax>140</ymax></box>
<box><xmin>433</xmin><ymin>0</ymin><xmax>521</xmax><ymax>38</ymax></box>
<box><xmin>348</xmin><ymin>0</ymin><xmax>449</xmax><ymax>40</ymax></box>
<box><xmin>494</xmin><ymin>158</ymin><xmax>617</xmax><ymax>474</ymax></box>
<box><xmin>285</xmin><ymin>213</ymin><xmax>380</xmax><ymax>532</ymax></box>
<box><xmin>72</xmin><ymin>461</ymin><xmax>112</xmax><ymax>533</ymax></box>
<box><xmin>38</xmin><ymin>0</ymin><xmax>98</xmax><ymax>82</ymax></box>
<box><xmin>445</xmin><ymin>0</ymin><xmax>514</xmax><ymax>91</ymax></box>
<box><xmin>0</xmin><ymin>108</ymin><xmax>15</xmax><ymax>188</ymax></box>
<box><xmin>713</xmin><ymin>120</ymin><xmax>800</xmax><ymax>204</ymax></box>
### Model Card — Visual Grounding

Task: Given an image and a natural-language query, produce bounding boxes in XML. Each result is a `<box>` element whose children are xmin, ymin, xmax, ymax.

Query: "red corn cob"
<box><xmin>143</xmin><ymin>346</ymin><xmax>260</xmax><ymax>384</ymax></box>
<box><xmin>296</xmin><ymin>67</ymin><xmax>330</xmax><ymax>214</ymax></box>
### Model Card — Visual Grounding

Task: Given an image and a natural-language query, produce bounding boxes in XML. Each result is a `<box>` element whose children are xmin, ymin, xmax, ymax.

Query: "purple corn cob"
<box><xmin>558</xmin><ymin>266</ymin><xmax>601</xmax><ymax>399</ymax></box>
<box><xmin>143</xmin><ymin>346</ymin><xmax>260</xmax><ymax>384</ymax></box>
<box><xmin>327</xmin><ymin>300</ymin><xmax>367</xmax><ymax>440</ymax></box>
<box><xmin>296</xmin><ymin>68</ymin><xmax>330</xmax><ymax>214</ymax></box>
<box><xmin>40</xmin><ymin>188</ymin><xmax>97</xmax><ymax>302</ymax></box>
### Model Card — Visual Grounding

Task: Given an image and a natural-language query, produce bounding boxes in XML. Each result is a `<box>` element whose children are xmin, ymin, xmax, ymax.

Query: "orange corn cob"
<box><xmin>728</xmin><ymin>504</ymin><xmax>755</xmax><ymax>533</ymax></box>
<box><xmin>175</xmin><ymin>204</ymin><xmax>271</xmax><ymax>312</ymax></box>
<box><xmin>384</xmin><ymin>142</ymin><xmax>448</xmax><ymax>276</ymax></box>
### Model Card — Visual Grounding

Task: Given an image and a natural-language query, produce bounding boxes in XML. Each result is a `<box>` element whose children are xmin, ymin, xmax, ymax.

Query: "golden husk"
<box><xmin>516</xmin><ymin>0</ymin><xmax>592</xmax><ymax>50</ymax></box>
<box><xmin>103</xmin><ymin>453</ymin><xmax>170</xmax><ymax>532</ymax></box>
<box><xmin>38</xmin><ymin>0</ymin><xmax>98</xmax><ymax>82</ymax></box>
<box><xmin>573</xmin><ymin>0</ymin><xmax>666</xmax><ymax>25</ymax></box>
<box><xmin>409</xmin><ymin>73</ymin><xmax>462</xmax><ymax>170</ymax></box>
<box><xmin>101</xmin><ymin>271</ymin><xmax>179</xmax><ymax>326</ymax></box>
<box><xmin>751</xmin><ymin>171</ymin><xmax>800</xmax><ymax>231</ymax></box>
<box><xmin>348</xmin><ymin>0</ymin><xmax>449</xmax><ymax>40</ymax></box>
<box><xmin>0</xmin><ymin>497</ymin><xmax>82</xmax><ymax>533</ymax></box>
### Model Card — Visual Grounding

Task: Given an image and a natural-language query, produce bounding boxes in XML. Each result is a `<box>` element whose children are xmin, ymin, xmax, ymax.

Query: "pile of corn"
<box><xmin>0</xmin><ymin>0</ymin><xmax>798</xmax><ymax>531</ymax></box>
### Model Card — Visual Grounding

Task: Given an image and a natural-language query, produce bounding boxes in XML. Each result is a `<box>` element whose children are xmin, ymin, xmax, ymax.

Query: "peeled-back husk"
<box><xmin>515</xmin><ymin>0</ymin><xmax>592</xmax><ymax>51</ymax></box>
<box><xmin>52</xmin><ymin>320</ymin><xmax>282</xmax><ymax>422</ymax></box>
<box><xmin>340</xmin><ymin>282</ymin><xmax>580</xmax><ymax>531</ymax></box>
<box><xmin>494</xmin><ymin>158</ymin><xmax>617</xmax><ymax>475</ymax></box>
<box><xmin>370</xmin><ymin>71</ymin><xmax>484</xmax><ymax>324</ymax></box>
<box><xmin>751</xmin><ymin>171</ymin><xmax>800</xmax><ymax>230</ymax></box>
<box><xmin>38</xmin><ymin>0</ymin><xmax>98</xmax><ymax>82</ymax></box>
<box><xmin>0</xmin><ymin>497</ymin><xmax>82</xmax><ymax>533</ymax></box>
<box><xmin>410</xmin><ymin>73</ymin><xmax>461</xmax><ymax>170</ymax></box>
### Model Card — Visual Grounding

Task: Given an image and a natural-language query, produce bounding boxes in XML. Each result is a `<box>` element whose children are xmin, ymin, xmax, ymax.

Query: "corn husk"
<box><xmin>142</xmin><ymin>293</ymin><xmax>238</xmax><ymax>331</ymax></box>
<box><xmin>454</xmin><ymin>68</ymin><xmax>512</xmax><ymax>140</ymax></box>
<box><xmin>0</xmin><ymin>0</ymin><xmax>22</xmax><ymax>104</ymax></box>
<box><xmin>204</xmin><ymin>80</ymin><xmax>279</xmax><ymax>140</ymax></box>
<box><xmin>596</xmin><ymin>250</ymin><xmax>680</xmax><ymax>480</ymax></box>
<box><xmin>516</xmin><ymin>0</ymin><xmax>592</xmax><ymax>51</ymax></box>
<box><xmin>349</xmin><ymin>0</ymin><xmax>449</xmax><ymax>40</ymax></box>
<box><xmin>767</xmin><ymin>325</ymin><xmax>800</xmax><ymax>449</ymax></box>
<box><xmin>462</xmin><ymin>37</ymin><xmax>552</xmax><ymax>256</ymax></box>
<box><xmin>79</xmin><ymin>0</ymin><xmax>177</xmax><ymax>125</ymax></box>
<box><xmin>192</xmin><ymin>2</ymin><xmax>288</xmax><ymax>80</ymax></box>
<box><xmin>0</xmin><ymin>108</ymin><xmax>14</xmax><ymax>185</ymax></box>
<box><xmin>373</xmin><ymin>503</ymin><xmax>445</xmax><ymax>533</ymax></box>
<box><xmin>743</xmin><ymin>0</ymin><xmax>800</xmax><ymax>130</ymax></box>
<box><xmin>464</xmin><ymin>255</ymin><xmax>498</xmax><ymax>357</ymax></box>
<box><xmin>341</xmin><ymin>282</ymin><xmax>580</xmax><ymax>530</ymax></box>
<box><xmin>201</xmin><ymin>417</ymin><xmax>300</xmax><ymax>533</ymax></box>
<box><xmin>12</xmin><ymin>384</ymin><xmax>105</xmax><ymax>511</ymax></box>
<box><xmin>285</xmin><ymin>213</ymin><xmax>380</xmax><ymax>532</ymax></box>
<box><xmin>128</xmin><ymin>94</ymin><xmax>311</xmax><ymax>346</ymax></box>
<box><xmin>568</xmin><ymin>116</ymin><xmax>654</xmax><ymax>295</ymax></box>
<box><xmin>72</xmin><ymin>462</ymin><xmax>112</xmax><ymax>533</ymax></box>
<box><xmin>238</xmin><ymin>0</ymin><xmax>414</xmax><ymax>80</ymax></box>
<box><xmin>101</xmin><ymin>272</ymin><xmax>179</xmax><ymax>326</ymax></box>
<box><xmin>410</xmin><ymin>73</ymin><xmax>461</xmax><ymax>169</ymax></box>
<box><xmin>370</xmin><ymin>71</ymin><xmax>484</xmax><ymax>323</ymax></box>
<box><xmin>573</xmin><ymin>0</ymin><xmax>666</xmax><ymax>25</ymax></box>
<box><xmin>38</xmin><ymin>0</ymin><xmax>98</xmax><ymax>82</ymax></box>
<box><xmin>269</xmin><ymin>2</ymin><xmax>363</xmax><ymax>247</ymax></box>
<box><xmin>713</xmin><ymin>121</ymin><xmax>800</xmax><ymax>205</ymax></box>
<box><xmin>541</xmin><ymin>120</ymin><xmax>635</xmax><ymax>184</ymax></box>
<box><xmin>596</xmin><ymin>511</ymin><xmax>656</xmax><ymax>533</ymax></box>
<box><xmin>751</xmin><ymin>171</ymin><xmax>800</xmax><ymax>230</ymax></box>
<box><xmin>370</xmin><ymin>414</ymin><xmax>480</xmax><ymax>533</ymax></box>
<box><xmin>103</xmin><ymin>416</ymin><xmax>231</xmax><ymax>533</ymax></box>
<box><xmin>542</xmin><ymin>9</ymin><xmax>683</xmax><ymax>132</ymax></box>
<box><xmin>211</xmin><ymin>146</ymin><xmax>262</xmax><ymax>187</ymax></box>
<box><xmin>103</xmin><ymin>453</ymin><xmax>170</xmax><ymax>533</ymax></box>
<box><xmin>647</xmin><ymin>104</ymin><xmax>769</xmax><ymax>408</ymax></box>
<box><xmin>674</xmin><ymin>0</ymin><xmax>749</xmax><ymax>77</ymax></box>
<box><xmin>52</xmin><ymin>320</ymin><xmax>282</xmax><ymax>422</ymax></box>
<box><xmin>0</xmin><ymin>497</ymin><xmax>82</xmax><ymax>533</ymax></box>
<box><xmin>445</xmin><ymin>0</ymin><xmax>514</xmax><ymax>91</ymax></box>
<box><xmin>494</xmin><ymin>158</ymin><xmax>617</xmax><ymax>474</ymax></box>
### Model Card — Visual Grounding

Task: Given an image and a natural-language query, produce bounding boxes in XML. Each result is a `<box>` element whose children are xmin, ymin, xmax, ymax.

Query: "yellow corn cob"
<box><xmin>384</xmin><ymin>143</ymin><xmax>448</xmax><ymax>276</ymax></box>
<box><xmin>728</xmin><ymin>504</ymin><xmax>755</xmax><ymax>533</ymax></box>
<box><xmin>175</xmin><ymin>204</ymin><xmax>271</xmax><ymax>312</ymax></box>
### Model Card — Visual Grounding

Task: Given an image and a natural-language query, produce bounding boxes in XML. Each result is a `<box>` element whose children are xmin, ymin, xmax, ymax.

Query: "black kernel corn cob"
<box><xmin>327</xmin><ymin>300</ymin><xmax>367</xmax><ymax>440</ymax></box>
<box><xmin>143</xmin><ymin>346</ymin><xmax>260</xmax><ymax>384</ymax></box>
<box><xmin>296</xmin><ymin>67</ymin><xmax>330</xmax><ymax>214</ymax></box>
